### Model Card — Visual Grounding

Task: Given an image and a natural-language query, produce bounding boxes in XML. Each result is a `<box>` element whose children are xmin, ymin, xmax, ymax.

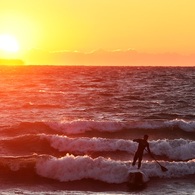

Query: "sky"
<box><xmin>0</xmin><ymin>0</ymin><xmax>195</xmax><ymax>65</ymax></box>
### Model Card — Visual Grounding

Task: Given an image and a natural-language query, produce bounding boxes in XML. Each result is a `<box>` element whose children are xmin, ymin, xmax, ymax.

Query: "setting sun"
<box><xmin>1</xmin><ymin>0</ymin><xmax>195</xmax><ymax>65</ymax></box>
<box><xmin>0</xmin><ymin>34</ymin><xmax>19</xmax><ymax>53</ymax></box>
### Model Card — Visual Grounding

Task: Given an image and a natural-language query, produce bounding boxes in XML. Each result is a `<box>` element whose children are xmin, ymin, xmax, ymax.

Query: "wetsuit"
<box><xmin>132</xmin><ymin>139</ymin><xmax>151</xmax><ymax>169</ymax></box>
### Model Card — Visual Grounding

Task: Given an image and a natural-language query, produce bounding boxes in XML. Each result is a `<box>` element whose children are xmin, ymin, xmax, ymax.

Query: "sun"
<box><xmin>0</xmin><ymin>34</ymin><xmax>19</xmax><ymax>53</ymax></box>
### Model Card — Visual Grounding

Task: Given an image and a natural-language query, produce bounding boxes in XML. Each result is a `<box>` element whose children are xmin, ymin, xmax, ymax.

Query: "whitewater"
<box><xmin>0</xmin><ymin>66</ymin><xmax>194</xmax><ymax>194</ymax></box>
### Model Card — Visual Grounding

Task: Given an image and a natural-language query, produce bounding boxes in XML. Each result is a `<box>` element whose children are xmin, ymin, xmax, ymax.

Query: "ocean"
<box><xmin>0</xmin><ymin>65</ymin><xmax>194</xmax><ymax>194</ymax></box>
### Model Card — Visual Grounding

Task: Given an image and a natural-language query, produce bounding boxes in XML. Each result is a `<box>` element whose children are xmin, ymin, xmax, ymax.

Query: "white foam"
<box><xmin>141</xmin><ymin>159</ymin><xmax>195</xmax><ymax>178</ymax></box>
<box><xmin>46</xmin><ymin>119</ymin><xmax>195</xmax><ymax>134</ymax></box>
<box><xmin>43</xmin><ymin>134</ymin><xmax>195</xmax><ymax>161</ymax></box>
<box><xmin>47</xmin><ymin>120</ymin><xmax>125</xmax><ymax>134</ymax></box>
<box><xmin>36</xmin><ymin>155</ymin><xmax>195</xmax><ymax>183</ymax></box>
<box><xmin>165</xmin><ymin>119</ymin><xmax>195</xmax><ymax>132</ymax></box>
<box><xmin>45</xmin><ymin>135</ymin><xmax>136</xmax><ymax>153</ymax></box>
<box><xmin>150</xmin><ymin>139</ymin><xmax>195</xmax><ymax>160</ymax></box>
<box><xmin>36</xmin><ymin>154</ymin><xmax>129</xmax><ymax>183</ymax></box>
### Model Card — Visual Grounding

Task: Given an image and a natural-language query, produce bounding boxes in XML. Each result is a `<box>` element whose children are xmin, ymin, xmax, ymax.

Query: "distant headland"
<box><xmin>0</xmin><ymin>59</ymin><xmax>24</xmax><ymax>66</ymax></box>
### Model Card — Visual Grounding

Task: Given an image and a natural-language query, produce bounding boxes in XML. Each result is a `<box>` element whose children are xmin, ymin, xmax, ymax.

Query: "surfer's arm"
<box><xmin>133</xmin><ymin>139</ymin><xmax>140</xmax><ymax>143</ymax></box>
<box><xmin>147</xmin><ymin>144</ymin><xmax>152</xmax><ymax>155</ymax></box>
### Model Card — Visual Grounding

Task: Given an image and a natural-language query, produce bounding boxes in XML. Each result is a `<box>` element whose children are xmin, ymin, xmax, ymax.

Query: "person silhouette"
<box><xmin>132</xmin><ymin>135</ymin><xmax>151</xmax><ymax>169</ymax></box>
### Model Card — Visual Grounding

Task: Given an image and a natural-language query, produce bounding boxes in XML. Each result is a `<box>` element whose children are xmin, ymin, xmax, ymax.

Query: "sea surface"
<box><xmin>0</xmin><ymin>65</ymin><xmax>194</xmax><ymax>194</ymax></box>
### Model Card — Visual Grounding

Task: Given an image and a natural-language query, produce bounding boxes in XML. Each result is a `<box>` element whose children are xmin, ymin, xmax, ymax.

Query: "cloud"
<box><xmin>24</xmin><ymin>49</ymin><xmax>195</xmax><ymax>66</ymax></box>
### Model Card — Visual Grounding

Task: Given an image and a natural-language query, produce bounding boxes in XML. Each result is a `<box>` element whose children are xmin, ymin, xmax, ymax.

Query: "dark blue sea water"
<box><xmin>0</xmin><ymin>66</ymin><xmax>194</xmax><ymax>194</ymax></box>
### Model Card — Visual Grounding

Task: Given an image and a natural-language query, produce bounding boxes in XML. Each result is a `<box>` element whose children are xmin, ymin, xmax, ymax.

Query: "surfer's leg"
<box><xmin>138</xmin><ymin>156</ymin><xmax>142</xmax><ymax>169</ymax></box>
<box><xmin>132</xmin><ymin>152</ymin><xmax>138</xmax><ymax>166</ymax></box>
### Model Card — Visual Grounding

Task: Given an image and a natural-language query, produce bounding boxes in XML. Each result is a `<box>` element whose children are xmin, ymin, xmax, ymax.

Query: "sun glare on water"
<box><xmin>0</xmin><ymin>34</ymin><xmax>19</xmax><ymax>53</ymax></box>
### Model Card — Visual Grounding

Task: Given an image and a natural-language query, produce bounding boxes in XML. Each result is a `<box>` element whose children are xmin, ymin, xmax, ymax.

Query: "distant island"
<box><xmin>0</xmin><ymin>59</ymin><xmax>24</xmax><ymax>66</ymax></box>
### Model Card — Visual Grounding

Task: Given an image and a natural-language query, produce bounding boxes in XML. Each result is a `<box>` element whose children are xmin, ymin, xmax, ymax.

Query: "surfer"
<box><xmin>132</xmin><ymin>134</ymin><xmax>151</xmax><ymax>169</ymax></box>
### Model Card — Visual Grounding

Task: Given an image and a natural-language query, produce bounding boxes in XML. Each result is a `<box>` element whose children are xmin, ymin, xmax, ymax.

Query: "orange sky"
<box><xmin>0</xmin><ymin>0</ymin><xmax>195</xmax><ymax>65</ymax></box>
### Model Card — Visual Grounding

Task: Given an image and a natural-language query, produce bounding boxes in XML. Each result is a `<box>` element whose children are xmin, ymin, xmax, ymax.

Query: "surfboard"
<box><xmin>127</xmin><ymin>170</ymin><xmax>148</xmax><ymax>190</ymax></box>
